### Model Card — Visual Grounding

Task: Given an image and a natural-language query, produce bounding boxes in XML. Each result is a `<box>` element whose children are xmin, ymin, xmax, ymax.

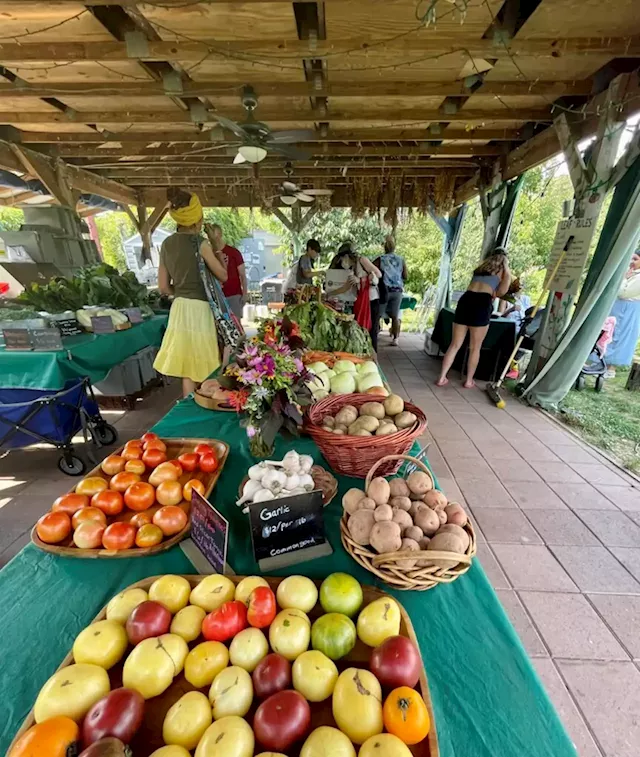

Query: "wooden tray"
<box><xmin>8</xmin><ymin>575</ymin><xmax>439</xmax><ymax>757</ymax></box>
<box><xmin>239</xmin><ymin>465</ymin><xmax>338</xmax><ymax>508</ymax></box>
<box><xmin>30</xmin><ymin>438</ymin><xmax>229</xmax><ymax>559</ymax></box>
<box><xmin>194</xmin><ymin>389</ymin><xmax>236</xmax><ymax>412</ymax></box>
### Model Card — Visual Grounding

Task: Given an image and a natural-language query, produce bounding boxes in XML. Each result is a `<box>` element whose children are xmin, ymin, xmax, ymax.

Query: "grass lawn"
<box><xmin>554</xmin><ymin>367</ymin><xmax>640</xmax><ymax>473</ymax></box>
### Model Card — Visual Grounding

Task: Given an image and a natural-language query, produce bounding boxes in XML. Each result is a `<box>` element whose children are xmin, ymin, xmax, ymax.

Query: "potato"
<box><xmin>382</xmin><ymin>417</ymin><xmax>395</xmax><ymax>425</ymax></box>
<box><xmin>392</xmin><ymin>508</ymin><xmax>412</xmax><ymax>531</ymax></box>
<box><xmin>353</xmin><ymin>430</ymin><xmax>372</xmax><ymax>436</ymax></box>
<box><xmin>369</xmin><ymin>521</ymin><xmax>402</xmax><ymax>554</ymax></box>
<box><xmin>404</xmin><ymin>525</ymin><xmax>423</xmax><ymax>542</ymax></box>
<box><xmin>389</xmin><ymin>496</ymin><xmax>411</xmax><ymax>512</ymax></box>
<box><xmin>335</xmin><ymin>424</ymin><xmax>348</xmax><ymax>433</ymax></box>
<box><xmin>445</xmin><ymin>503</ymin><xmax>468</xmax><ymax>527</ymax></box>
<box><xmin>373</xmin><ymin>504</ymin><xmax>393</xmax><ymax>522</ymax></box>
<box><xmin>347</xmin><ymin>509</ymin><xmax>376</xmax><ymax>546</ymax></box>
<box><xmin>409</xmin><ymin>501</ymin><xmax>425</xmax><ymax>519</ymax></box>
<box><xmin>358</xmin><ymin>497</ymin><xmax>376</xmax><ymax>510</ymax></box>
<box><xmin>356</xmin><ymin>416</ymin><xmax>380</xmax><ymax>433</ymax></box>
<box><xmin>322</xmin><ymin>416</ymin><xmax>335</xmax><ymax>428</ymax></box>
<box><xmin>375</xmin><ymin>423</ymin><xmax>398</xmax><ymax>436</ymax></box>
<box><xmin>394</xmin><ymin>411</ymin><xmax>417</xmax><ymax>429</ymax></box>
<box><xmin>406</xmin><ymin>470</ymin><xmax>433</xmax><ymax>496</ymax></box>
<box><xmin>426</xmin><ymin>532</ymin><xmax>465</xmax><ymax>569</ymax></box>
<box><xmin>418</xmin><ymin>536</ymin><xmax>431</xmax><ymax>549</ymax></box>
<box><xmin>423</xmin><ymin>489</ymin><xmax>448</xmax><ymax>510</ymax></box>
<box><xmin>388</xmin><ymin>478</ymin><xmax>410</xmax><ymax>498</ymax></box>
<box><xmin>438</xmin><ymin>523</ymin><xmax>470</xmax><ymax>552</ymax></box>
<box><xmin>367</xmin><ymin>477</ymin><xmax>390</xmax><ymax>506</ymax></box>
<box><xmin>414</xmin><ymin>506</ymin><xmax>440</xmax><ymax>536</ymax></box>
<box><xmin>359</xmin><ymin>402</ymin><xmax>385</xmax><ymax>420</ymax></box>
<box><xmin>335</xmin><ymin>406</ymin><xmax>358</xmax><ymax>426</ymax></box>
<box><xmin>396</xmin><ymin>538</ymin><xmax>420</xmax><ymax>570</ymax></box>
<box><xmin>384</xmin><ymin>394</ymin><xmax>404</xmax><ymax>416</ymax></box>
<box><xmin>333</xmin><ymin>428</ymin><xmax>345</xmax><ymax>435</ymax></box>
<box><xmin>437</xmin><ymin>509</ymin><xmax>447</xmax><ymax>524</ymax></box>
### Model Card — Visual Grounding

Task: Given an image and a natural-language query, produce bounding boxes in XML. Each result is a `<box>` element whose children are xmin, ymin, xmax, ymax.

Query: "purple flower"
<box><xmin>275</xmin><ymin>343</ymin><xmax>291</xmax><ymax>355</ymax></box>
<box><xmin>240</xmin><ymin>368</ymin><xmax>262</xmax><ymax>385</ymax></box>
<box><xmin>246</xmin><ymin>425</ymin><xmax>256</xmax><ymax>438</ymax></box>
<box><xmin>293</xmin><ymin>357</ymin><xmax>304</xmax><ymax>373</ymax></box>
<box><xmin>244</xmin><ymin>343</ymin><xmax>259</xmax><ymax>357</ymax></box>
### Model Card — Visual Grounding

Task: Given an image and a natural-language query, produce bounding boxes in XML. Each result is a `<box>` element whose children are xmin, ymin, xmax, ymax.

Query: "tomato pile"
<box><xmin>34</xmin><ymin>434</ymin><xmax>220</xmax><ymax>552</ymax></box>
<box><xmin>11</xmin><ymin>573</ymin><xmax>431</xmax><ymax>757</ymax></box>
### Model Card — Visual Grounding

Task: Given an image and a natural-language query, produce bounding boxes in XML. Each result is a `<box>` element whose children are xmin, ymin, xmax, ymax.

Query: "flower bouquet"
<box><xmin>220</xmin><ymin>317</ymin><xmax>313</xmax><ymax>458</ymax></box>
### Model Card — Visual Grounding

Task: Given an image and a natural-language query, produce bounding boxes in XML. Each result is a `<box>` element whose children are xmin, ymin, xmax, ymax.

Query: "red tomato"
<box><xmin>140</xmin><ymin>432</ymin><xmax>158</xmax><ymax>444</ymax></box>
<box><xmin>144</xmin><ymin>439</ymin><xmax>167</xmax><ymax>453</ymax></box>
<box><xmin>72</xmin><ymin>507</ymin><xmax>107</xmax><ymax>530</ymax></box>
<box><xmin>167</xmin><ymin>459</ymin><xmax>183</xmax><ymax>477</ymax></box>
<box><xmin>81</xmin><ymin>688</ymin><xmax>145</xmax><ymax>748</ymax></box>
<box><xmin>124</xmin><ymin>459</ymin><xmax>146</xmax><ymax>476</ymax></box>
<box><xmin>102</xmin><ymin>522</ymin><xmax>136</xmax><ymax>551</ymax></box>
<box><xmin>253</xmin><ymin>690</ymin><xmax>311</xmax><ymax>752</ymax></box>
<box><xmin>199</xmin><ymin>453</ymin><xmax>218</xmax><ymax>474</ymax></box>
<box><xmin>121</xmin><ymin>446</ymin><xmax>143</xmax><ymax>462</ymax></box>
<box><xmin>178</xmin><ymin>452</ymin><xmax>199</xmax><ymax>472</ymax></box>
<box><xmin>36</xmin><ymin>512</ymin><xmax>71</xmax><ymax>544</ymax></box>
<box><xmin>141</xmin><ymin>448</ymin><xmax>167</xmax><ymax>469</ymax></box>
<box><xmin>135</xmin><ymin>523</ymin><xmax>164</xmax><ymax>548</ymax></box>
<box><xmin>252</xmin><ymin>654</ymin><xmax>292</xmax><ymax>699</ymax></box>
<box><xmin>124</xmin><ymin>482</ymin><xmax>155</xmax><ymax>512</ymax></box>
<box><xmin>126</xmin><ymin>601</ymin><xmax>171</xmax><ymax>644</ymax></box>
<box><xmin>247</xmin><ymin>586</ymin><xmax>277</xmax><ymax>629</ymax></box>
<box><xmin>194</xmin><ymin>443</ymin><xmax>213</xmax><ymax>458</ymax></box>
<box><xmin>100</xmin><ymin>455</ymin><xmax>125</xmax><ymax>476</ymax></box>
<box><xmin>370</xmin><ymin>635</ymin><xmax>421</xmax><ymax>689</ymax></box>
<box><xmin>148</xmin><ymin>461</ymin><xmax>179</xmax><ymax>487</ymax></box>
<box><xmin>153</xmin><ymin>505</ymin><xmax>187</xmax><ymax>536</ymax></box>
<box><xmin>129</xmin><ymin>511</ymin><xmax>153</xmax><ymax>528</ymax></box>
<box><xmin>124</xmin><ymin>439</ymin><xmax>143</xmax><ymax>449</ymax></box>
<box><xmin>202</xmin><ymin>600</ymin><xmax>248</xmax><ymax>642</ymax></box>
<box><xmin>73</xmin><ymin>521</ymin><xmax>105</xmax><ymax>549</ymax></box>
<box><xmin>91</xmin><ymin>490</ymin><xmax>124</xmax><ymax>516</ymax></box>
<box><xmin>183</xmin><ymin>479</ymin><xmax>205</xmax><ymax>502</ymax></box>
<box><xmin>76</xmin><ymin>477</ymin><xmax>108</xmax><ymax>497</ymax></box>
<box><xmin>110</xmin><ymin>472</ymin><xmax>140</xmax><ymax>492</ymax></box>
<box><xmin>52</xmin><ymin>493</ymin><xmax>89</xmax><ymax>515</ymax></box>
<box><xmin>155</xmin><ymin>481</ymin><xmax>183</xmax><ymax>507</ymax></box>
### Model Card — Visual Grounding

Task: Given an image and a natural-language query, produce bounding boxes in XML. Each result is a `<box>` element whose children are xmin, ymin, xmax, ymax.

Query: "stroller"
<box><xmin>0</xmin><ymin>377</ymin><xmax>118</xmax><ymax>475</ymax></box>
<box><xmin>574</xmin><ymin>316</ymin><xmax>616</xmax><ymax>393</ymax></box>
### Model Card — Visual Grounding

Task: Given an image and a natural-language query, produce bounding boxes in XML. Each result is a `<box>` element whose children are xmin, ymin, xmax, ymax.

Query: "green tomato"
<box><xmin>319</xmin><ymin>573</ymin><xmax>363</xmax><ymax>617</ymax></box>
<box><xmin>311</xmin><ymin>613</ymin><xmax>356</xmax><ymax>661</ymax></box>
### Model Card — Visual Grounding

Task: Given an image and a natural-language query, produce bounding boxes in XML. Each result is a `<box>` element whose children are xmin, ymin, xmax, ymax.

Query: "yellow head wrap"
<box><xmin>169</xmin><ymin>192</ymin><xmax>203</xmax><ymax>227</ymax></box>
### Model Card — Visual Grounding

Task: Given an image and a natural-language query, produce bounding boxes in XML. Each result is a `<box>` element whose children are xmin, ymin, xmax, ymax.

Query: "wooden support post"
<box><xmin>9</xmin><ymin>144</ymin><xmax>75</xmax><ymax>207</ymax></box>
<box><xmin>626</xmin><ymin>363</ymin><xmax>640</xmax><ymax>391</ymax></box>
<box><xmin>271</xmin><ymin>207</ymin><xmax>294</xmax><ymax>232</ymax></box>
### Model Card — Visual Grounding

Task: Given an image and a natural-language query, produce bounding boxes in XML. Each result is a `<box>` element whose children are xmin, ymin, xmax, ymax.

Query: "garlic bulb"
<box><xmin>248</xmin><ymin>463</ymin><xmax>268</xmax><ymax>481</ymax></box>
<box><xmin>253</xmin><ymin>488</ymin><xmax>275</xmax><ymax>503</ymax></box>
<box><xmin>284</xmin><ymin>473</ymin><xmax>301</xmax><ymax>491</ymax></box>
<box><xmin>281</xmin><ymin>450</ymin><xmax>301</xmax><ymax>473</ymax></box>
<box><xmin>299</xmin><ymin>455</ymin><xmax>314</xmax><ymax>474</ymax></box>
<box><xmin>236</xmin><ymin>478</ymin><xmax>263</xmax><ymax>506</ymax></box>
<box><xmin>263</xmin><ymin>468</ymin><xmax>286</xmax><ymax>492</ymax></box>
<box><xmin>298</xmin><ymin>473</ymin><xmax>315</xmax><ymax>492</ymax></box>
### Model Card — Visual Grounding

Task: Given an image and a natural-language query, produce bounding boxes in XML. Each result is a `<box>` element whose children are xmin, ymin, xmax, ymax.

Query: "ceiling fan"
<box><xmin>213</xmin><ymin>86</ymin><xmax>315</xmax><ymax>164</ymax></box>
<box><xmin>277</xmin><ymin>164</ymin><xmax>333</xmax><ymax>205</ymax></box>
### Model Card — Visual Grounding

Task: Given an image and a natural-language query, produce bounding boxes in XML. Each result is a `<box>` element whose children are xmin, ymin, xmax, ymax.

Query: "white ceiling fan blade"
<box><xmin>302</xmin><ymin>188</ymin><xmax>333</xmax><ymax>196</ymax></box>
<box><xmin>280</xmin><ymin>195</ymin><xmax>297</xmax><ymax>205</ymax></box>
<box><xmin>233</xmin><ymin>151</ymin><xmax>247</xmax><ymax>164</ymax></box>
<box><xmin>295</xmin><ymin>192</ymin><xmax>314</xmax><ymax>202</ymax></box>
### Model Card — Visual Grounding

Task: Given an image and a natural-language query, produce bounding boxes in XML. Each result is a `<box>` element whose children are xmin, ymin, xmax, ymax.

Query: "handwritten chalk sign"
<box><xmin>248</xmin><ymin>489</ymin><xmax>332</xmax><ymax>571</ymax></box>
<box><xmin>56</xmin><ymin>317</ymin><xmax>83</xmax><ymax>337</ymax></box>
<box><xmin>31</xmin><ymin>328</ymin><xmax>64</xmax><ymax>352</ymax></box>
<box><xmin>123</xmin><ymin>307</ymin><xmax>143</xmax><ymax>324</ymax></box>
<box><xmin>190</xmin><ymin>488</ymin><xmax>229</xmax><ymax>574</ymax></box>
<box><xmin>91</xmin><ymin>315</ymin><xmax>115</xmax><ymax>334</ymax></box>
<box><xmin>2</xmin><ymin>328</ymin><xmax>33</xmax><ymax>350</ymax></box>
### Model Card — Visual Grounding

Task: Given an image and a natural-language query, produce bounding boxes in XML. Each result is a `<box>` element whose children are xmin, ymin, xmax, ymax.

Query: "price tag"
<box><xmin>248</xmin><ymin>490</ymin><xmax>332</xmax><ymax>571</ymax></box>
<box><xmin>123</xmin><ymin>307</ymin><xmax>143</xmax><ymax>324</ymax></box>
<box><xmin>56</xmin><ymin>317</ymin><xmax>83</xmax><ymax>337</ymax></box>
<box><xmin>189</xmin><ymin>489</ymin><xmax>229</xmax><ymax>574</ymax></box>
<box><xmin>31</xmin><ymin>328</ymin><xmax>64</xmax><ymax>352</ymax></box>
<box><xmin>2</xmin><ymin>328</ymin><xmax>33</xmax><ymax>350</ymax></box>
<box><xmin>91</xmin><ymin>315</ymin><xmax>115</xmax><ymax>334</ymax></box>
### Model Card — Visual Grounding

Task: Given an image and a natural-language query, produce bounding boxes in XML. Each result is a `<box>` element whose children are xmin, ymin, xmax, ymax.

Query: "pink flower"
<box><xmin>293</xmin><ymin>357</ymin><xmax>304</xmax><ymax>373</ymax></box>
<box><xmin>246</xmin><ymin>425</ymin><xmax>257</xmax><ymax>438</ymax></box>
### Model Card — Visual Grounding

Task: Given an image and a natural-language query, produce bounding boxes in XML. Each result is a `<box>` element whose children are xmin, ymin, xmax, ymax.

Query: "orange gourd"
<box><xmin>382</xmin><ymin>686</ymin><xmax>430</xmax><ymax>745</ymax></box>
<box><xmin>9</xmin><ymin>716</ymin><xmax>79</xmax><ymax>757</ymax></box>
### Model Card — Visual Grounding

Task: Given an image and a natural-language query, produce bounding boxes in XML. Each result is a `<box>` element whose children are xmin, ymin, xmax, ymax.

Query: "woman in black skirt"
<box><xmin>436</xmin><ymin>250</ymin><xmax>511</xmax><ymax>389</ymax></box>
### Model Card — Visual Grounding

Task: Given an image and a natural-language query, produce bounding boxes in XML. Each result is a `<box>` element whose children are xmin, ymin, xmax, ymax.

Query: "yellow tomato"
<box><xmin>185</xmin><ymin>641</ymin><xmax>229</xmax><ymax>688</ymax></box>
<box><xmin>149</xmin><ymin>575</ymin><xmax>191</xmax><ymax>614</ymax></box>
<box><xmin>301</xmin><ymin>727</ymin><xmax>357</xmax><ymax>757</ymax></box>
<box><xmin>149</xmin><ymin>748</ymin><xmax>191</xmax><ymax>757</ymax></box>
<box><xmin>208</xmin><ymin>666</ymin><xmax>253</xmax><ymax>720</ymax></box>
<box><xmin>72</xmin><ymin>620</ymin><xmax>128</xmax><ymax>670</ymax></box>
<box><xmin>34</xmin><ymin>664</ymin><xmax>110</xmax><ymax>723</ymax></box>
<box><xmin>170</xmin><ymin>605</ymin><xmax>206</xmax><ymax>642</ymax></box>
<box><xmin>332</xmin><ymin>668</ymin><xmax>383</xmax><ymax>745</ymax></box>
<box><xmin>358</xmin><ymin>735</ymin><xmax>413</xmax><ymax>757</ymax></box>
<box><xmin>190</xmin><ymin>575</ymin><xmax>235</xmax><ymax>612</ymax></box>
<box><xmin>234</xmin><ymin>576</ymin><xmax>269</xmax><ymax>605</ymax></box>
<box><xmin>276</xmin><ymin>575</ymin><xmax>318</xmax><ymax>613</ymax></box>
<box><xmin>195</xmin><ymin>717</ymin><xmax>254</xmax><ymax>757</ymax></box>
<box><xmin>157</xmin><ymin>633</ymin><xmax>189</xmax><ymax>674</ymax></box>
<box><xmin>105</xmin><ymin>587</ymin><xmax>148</xmax><ymax>625</ymax></box>
<box><xmin>163</xmin><ymin>691</ymin><xmax>212</xmax><ymax>750</ymax></box>
<box><xmin>122</xmin><ymin>637</ymin><xmax>176</xmax><ymax>699</ymax></box>
<box><xmin>269</xmin><ymin>609</ymin><xmax>311</xmax><ymax>661</ymax></box>
<box><xmin>229</xmin><ymin>627</ymin><xmax>268</xmax><ymax>672</ymax></box>
<box><xmin>292</xmin><ymin>650</ymin><xmax>338</xmax><ymax>702</ymax></box>
<box><xmin>356</xmin><ymin>597</ymin><xmax>401</xmax><ymax>647</ymax></box>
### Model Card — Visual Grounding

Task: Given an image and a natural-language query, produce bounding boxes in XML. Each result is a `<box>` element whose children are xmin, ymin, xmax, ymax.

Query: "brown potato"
<box><xmin>409</xmin><ymin>501</ymin><xmax>425</xmax><ymax>520</ymax></box>
<box><xmin>388</xmin><ymin>478</ymin><xmax>411</xmax><ymax>499</ymax></box>
<box><xmin>367</xmin><ymin>477</ymin><xmax>390</xmax><ymax>506</ymax></box>
<box><xmin>406</xmin><ymin>470</ymin><xmax>433</xmax><ymax>496</ymax></box>
<box><xmin>396</xmin><ymin>538</ymin><xmax>420</xmax><ymax>570</ymax></box>
<box><xmin>342</xmin><ymin>488</ymin><xmax>366</xmax><ymax>514</ymax></box>
<box><xmin>347</xmin><ymin>509</ymin><xmax>376</xmax><ymax>546</ymax></box>
<box><xmin>437</xmin><ymin>509</ymin><xmax>447</xmax><ymax>525</ymax></box>
<box><xmin>404</xmin><ymin>525</ymin><xmax>424</xmax><ymax>542</ymax></box>
<box><xmin>438</xmin><ymin>523</ymin><xmax>470</xmax><ymax>552</ymax></box>
<box><xmin>389</xmin><ymin>496</ymin><xmax>411</xmax><ymax>512</ymax></box>
<box><xmin>414</xmin><ymin>506</ymin><xmax>440</xmax><ymax>536</ymax></box>
<box><xmin>392</xmin><ymin>508</ymin><xmax>413</xmax><ymax>531</ymax></box>
<box><xmin>358</xmin><ymin>497</ymin><xmax>377</xmax><ymax>511</ymax></box>
<box><xmin>423</xmin><ymin>489</ymin><xmax>448</xmax><ymax>510</ymax></box>
<box><xmin>444</xmin><ymin>503</ymin><xmax>468</xmax><ymax>527</ymax></box>
<box><xmin>370</xmin><ymin>521</ymin><xmax>402</xmax><ymax>554</ymax></box>
<box><xmin>426</xmin><ymin>532</ymin><xmax>465</xmax><ymax>569</ymax></box>
<box><xmin>374</xmin><ymin>504</ymin><xmax>393</xmax><ymax>522</ymax></box>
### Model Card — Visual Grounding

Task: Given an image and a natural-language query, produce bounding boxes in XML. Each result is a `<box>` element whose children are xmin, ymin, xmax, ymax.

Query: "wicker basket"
<box><xmin>306</xmin><ymin>394</ymin><xmax>427</xmax><ymax>478</ymax></box>
<box><xmin>239</xmin><ymin>465</ymin><xmax>338</xmax><ymax>508</ymax></box>
<box><xmin>340</xmin><ymin>455</ymin><xmax>477</xmax><ymax>591</ymax></box>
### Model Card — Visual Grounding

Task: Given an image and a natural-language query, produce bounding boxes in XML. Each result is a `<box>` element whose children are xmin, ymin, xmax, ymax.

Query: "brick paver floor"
<box><xmin>1</xmin><ymin>334</ymin><xmax>640</xmax><ymax>756</ymax></box>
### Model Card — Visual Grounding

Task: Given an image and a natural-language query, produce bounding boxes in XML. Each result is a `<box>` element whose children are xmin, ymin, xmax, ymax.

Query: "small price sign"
<box><xmin>2</xmin><ymin>328</ymin><xmax>32</xmax><ymax>350</ymax></box>
<box><xmin>123</xmin><ymin>307</ymin><xmax>143</xmax><ymax>324</ymax></box>
<box><xmin>31</xmin><ymin>328</ymin><xmax>64</xmax><ymax>352</ymax></box>
<box><xmin>189</xmin><ymin>489</ymin><xmax>229</xmax><ymax>574</ymax></box>
<box><xmin>56</xmin><ymin>317</ymin><xmax>83</xmax><ymax>337</ymax></box>
<box><xmin>91</xmin><ymin>315</ymin><xmax>115</xmax><ymax>334</ymax></box>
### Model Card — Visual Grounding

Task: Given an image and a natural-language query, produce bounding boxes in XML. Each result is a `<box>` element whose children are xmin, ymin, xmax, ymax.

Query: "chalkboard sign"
<box><xmin>248</xmin><ymin>490</ymin><xmax>332</xmax><ymax>571</ymax></box>
<box><xmin>57</xmin><ymin>317</ymin><xmax>83</xmax><ymax>337</ymax></box>
<box><xmin>31</xmin><ymin>328</ymin><xmax>64</xmax><ymax>352</ymax></box>
<box><xmin>123</xmin><ymin>307</ymin><xmax>143</xmax><ymax>324</ymax></box>
<box><xmin>91</xmin><ymin>315</ymin><xmax>115</xmax><ymax>334</ymax></box>
<box><xmin>2</xmin><ymin>328</ymin><xmax>33</xmax><ymax>350</ymax></box>
<box><xmin>190</xmin><ymin>488</ymin><xmax>229</xmax><ymax>574</ymax></box>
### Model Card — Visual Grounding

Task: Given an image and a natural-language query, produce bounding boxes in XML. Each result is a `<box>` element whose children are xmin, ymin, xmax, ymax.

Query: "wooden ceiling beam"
<box><xmin>0</xmin><ymin>38</ymin><xmax>636</xmax><ymax>61</ymax></box>
<box><xmin>110</xmin><ymin>169</ymin><xmax>477</xmax><ymax>183</ymax></box>
<box><xmin>99</xmin><ymin>162</ymin><xmax>478</xmax><ymax>175</ymax></box>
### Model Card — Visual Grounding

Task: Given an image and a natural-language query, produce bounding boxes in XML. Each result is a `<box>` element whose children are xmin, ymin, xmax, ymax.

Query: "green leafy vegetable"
<box><xmin>284</xmin><ymin>301</ymin><xmax>372</xmax><ymax>356</ymax></box>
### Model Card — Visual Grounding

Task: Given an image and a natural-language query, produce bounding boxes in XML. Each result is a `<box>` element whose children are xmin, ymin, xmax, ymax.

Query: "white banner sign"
<box><xmin>545</xmin><ymin>203</ymin><xmax>601</xmax><ymax>294</ymax></box>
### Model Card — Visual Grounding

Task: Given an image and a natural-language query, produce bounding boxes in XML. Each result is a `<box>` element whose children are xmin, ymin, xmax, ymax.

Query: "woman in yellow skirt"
<box><xmin>154</xmin><ymin>188</ymin><xmax>228</xmax><ymax>397</ymax></box>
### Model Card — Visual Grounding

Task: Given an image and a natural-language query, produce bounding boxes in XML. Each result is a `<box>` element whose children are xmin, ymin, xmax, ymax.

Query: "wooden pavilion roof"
<box><xmin>0</xmin><ymin>0</ymin><xmax>639</xmax><ymax>212</ymax></box>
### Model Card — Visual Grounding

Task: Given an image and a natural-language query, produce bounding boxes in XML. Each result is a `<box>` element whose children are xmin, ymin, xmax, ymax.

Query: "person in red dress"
<box><xmin>206</xmin><ymin>223</ymin><xmax>247</xmax><ymax>323</ymax></box>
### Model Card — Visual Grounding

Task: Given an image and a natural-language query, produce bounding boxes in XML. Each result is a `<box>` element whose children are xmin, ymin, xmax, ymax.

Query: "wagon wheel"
<box><xmin>94</xmin><ymin>423</ymin><xmax>118</xmax><ymax>446</ymax></box>
<box><xmin>58</xmin><ymin>454</ymin><xmax>86</xmax><ymax>476</ymax></box>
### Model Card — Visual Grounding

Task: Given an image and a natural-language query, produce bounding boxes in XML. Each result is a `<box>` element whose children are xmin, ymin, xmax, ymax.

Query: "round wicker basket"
<box><xmin>306</xmin><ymin>394</ymin><xmax>427</xmax><ymax>478</ymax></box>
<box><xmin>340</xmin><ymin>454</ymin><xmax>476</xmax><ymax>591</ymax></box>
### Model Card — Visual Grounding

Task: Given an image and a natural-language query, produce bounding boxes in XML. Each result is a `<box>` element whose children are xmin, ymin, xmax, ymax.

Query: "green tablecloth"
<box><xmin>0</xmin><ymin>315</ymin><xmax>168</xmax><ymax>390</ymax></box>
<box><xmin>401</xmin><ymin>295</ymin><xmax>418</xmax><ymax>311</ymax></box>
<box><xmin>0</xmin><ymin>398</ymin><xmax>576</xmax><ymax>757</ymax></box>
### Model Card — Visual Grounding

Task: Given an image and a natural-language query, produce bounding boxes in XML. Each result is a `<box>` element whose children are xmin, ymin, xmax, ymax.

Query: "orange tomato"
<box><xmin>153</xmin><ymin>505</ymin><xmax>188</xmax><ymax>536</ymax></box>
<box><xmin>167</xmin><ymin>459</ymin><xmax>183</xmax><ymax>476</ymax></box>
<box><xmin>141</xmin><ymin>447</ymin><xmax>167</xmax><ymax>469</ymax></box>
<box><xmin>125</xmin><ymin>459</ymin><xmax>146</xmax><ymax>475</ymax></box>
<box><xmin>91</xmin><ymin>489</ymin><xmax>124</xmax><ymax>516</ymax></box>
<box><xmin>122</xmin><ymin>446</ymin><xmax>143</xmax><ymax>461</ymax></box>
<box><xmin>72</xmin><ymin>506</ymin><xmax>107</xmax><ymax>530</ymax></box>
<box><xmin>102</xmin><ymin>521</ymin><xmax>136</xmax><ymax>551</ymax></box>
<box><xmin>36</xmin><ymin>511</ymin><xmax>71</xmax><ymax>544</ymax></box>
<box><xmin>124</xmin><ymin>481</ymin><xmax>156</xmax><ymax>511</ymax></box>
<box><xmin>110</xmin><ymin>471</ymin><xmax>141</xmax><ymax>492</ymax></box>
<box><xmin>129</xmin><ymin>511</ymin><xmax>153</xmax><ymax>528</ymax></box>
<box><xmin>52</xmin><ymin>493</ymin><xmax>89</xmax><ymax>515</ymax></box>
<box><xmin>101</xmin><ymin>454</ymin><xmax>125</xmax><ymax>476</ymax></box>
<box><xmin>8</xmin><ymin>716</ymin><xmax>79</xmax><ymax>757</ymax></box>
<box><xmin>199</xmin><ymin>453</ymin><xmax>218</xmax><ymax>474</ymax></box>
<box><xmin>156</xmin><ymin>480</ymin><xmax>183</xmax><ymax>506</ymax></box>
<box><xmin>140</xmin><ymin>432</ymin><xmax>159</xmax><ymax>444</ymax></box>
<box><xmin>194</xmin><ymin>443</ymin><xmax>213</xmax><ymax>457</ymax></box>
<box><xmin>75</xmin><ymin>477</ymin><xmax>108</xmax><ymax>497</ymax></box>
<box><xmin>73</xmin><ymin>521</ymin><xmax>105</xmax><ymax>549</ymax></box>
<box><xmin>135</xmin><ymin>523</ymin><xmax>164</xmax><ymax>548</ymax></box>
<box><xmin>144</xmin><ymin>439</ymin><xmax>167</xmax><ymax>453</ymax></box>
<box><xmin>183</xmin><ymin>478</ymin><xmax>205</xmax><ymax>502</ymax></box>
<box><xmin>148</xmin><ymin>461</ymin><xmax>179</xmax><ymax>487</ymax></box>
<box><xmin>382</xmin><ymin>687</ymin><xmax>430</xmax><ymax>745</ymax></box>
<box><xmin>178</xmin><ymin>452</ymin><xmax>199</xmax><ymax>472</ymax></box>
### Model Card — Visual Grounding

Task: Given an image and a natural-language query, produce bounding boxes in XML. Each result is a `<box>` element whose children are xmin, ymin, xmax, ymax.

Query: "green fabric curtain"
<box><xmin>431</xmin><ymin>203</ymin><xmax>467</xmax><ymax>313</ymax></box>
<box><xmin>480</xmin><ymin>175</ymin><xmax>525</xmax><ymax>258</ymax></box>
<box><xmin>524</xmin><ymin>154</ymin><xmax>640</xmax><ymax>407</ymax></box>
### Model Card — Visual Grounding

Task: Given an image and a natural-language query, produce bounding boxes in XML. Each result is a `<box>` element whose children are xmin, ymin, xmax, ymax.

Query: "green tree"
<box><xmin>0</xmin><ymin>207</ymin><xmax>24</xmax><ymax>231</ymax></box>
<box><xmin>396</xmin><ymin>212</ymin><xmax>443</xmax><ymax>294</ymax></box>
<box><xmin>161</xmin><ymin>207</ymin><xmax>251</xmax><ymax>246</ymax></box>
<box><xmin>93</xmin><ymin>211</ymin><xmax>137</xmax><ymax>271</ymax></box>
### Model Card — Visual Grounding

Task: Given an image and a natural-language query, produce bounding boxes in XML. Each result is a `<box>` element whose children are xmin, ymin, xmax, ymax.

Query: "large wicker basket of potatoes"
<box><xmin>340</xmin><ymin>454</ymin><xmax>476</xmax><ymax>591</ymax></box>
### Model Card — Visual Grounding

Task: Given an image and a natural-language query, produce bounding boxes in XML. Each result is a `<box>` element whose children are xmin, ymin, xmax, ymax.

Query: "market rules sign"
<box><xmin>545</xmin><ymin>202</ymin><xmax>601</xmax><ymax>295</ymax></box>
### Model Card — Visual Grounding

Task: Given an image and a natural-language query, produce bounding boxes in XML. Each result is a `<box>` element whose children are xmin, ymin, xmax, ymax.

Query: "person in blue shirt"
<box><xmin>374</xmin><ymin>235</ymin><xmax>408</xmax><ymax>346</ymax></box>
